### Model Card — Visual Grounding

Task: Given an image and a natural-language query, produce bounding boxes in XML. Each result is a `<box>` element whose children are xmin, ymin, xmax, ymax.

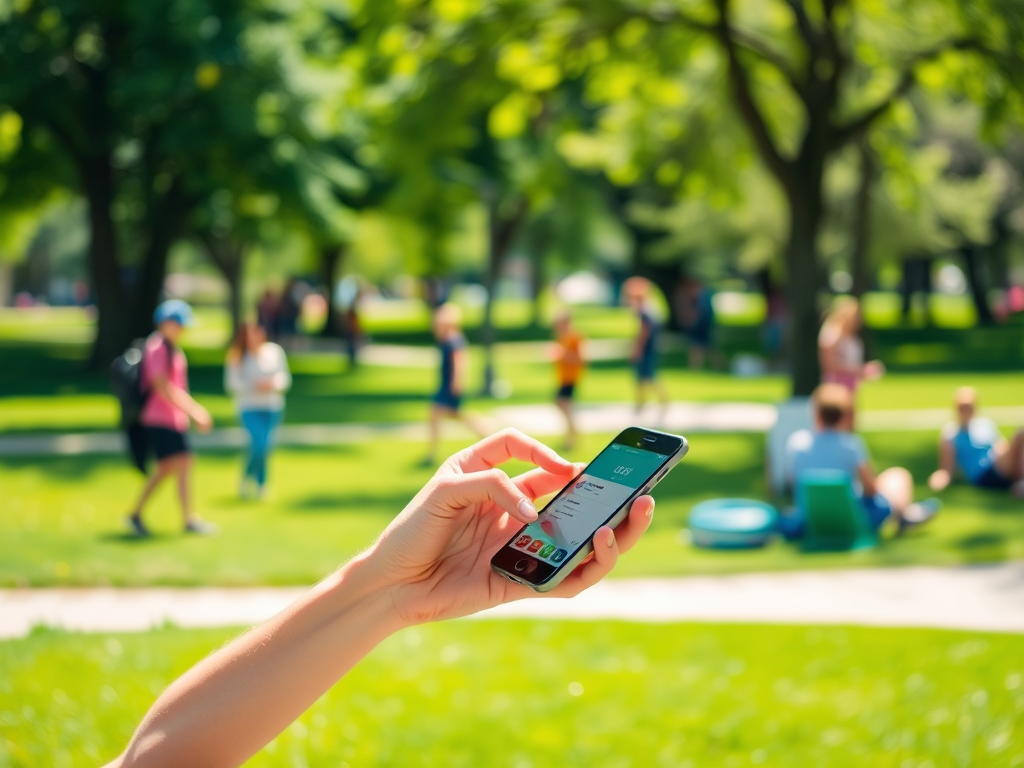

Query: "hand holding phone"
<box><xmin>492</xmin><ymin>427</ymin><xmax>688</xmax><ymax>592</ymax></box>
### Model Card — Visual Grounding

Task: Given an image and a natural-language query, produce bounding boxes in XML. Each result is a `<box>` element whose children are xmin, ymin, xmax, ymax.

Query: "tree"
<box><xmin>580</xmin><ymin>0</ymin><xmax>1019</xmax><ymax>393</ymax></box>
<box><xmin>0</xmin><ymin>0</ymin><xmax>298</xmax><ymax>364</ymax></box>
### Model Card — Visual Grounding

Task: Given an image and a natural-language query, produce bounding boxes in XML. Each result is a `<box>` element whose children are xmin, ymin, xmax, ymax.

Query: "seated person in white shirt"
<box><xmin>784</xmin><ymin>384</ymin><xmax>940</xmax><ymax>537</ymax></box>
<box><xmin>928</xmin><ymin>387</ymin><xmax>1024</xmax><ymax>497</ymax></box>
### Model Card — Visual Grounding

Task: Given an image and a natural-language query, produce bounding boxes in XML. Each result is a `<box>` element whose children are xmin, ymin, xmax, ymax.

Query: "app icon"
<box><xmin>514</xmin><ymin>535</ymin><xmax>532</xmax><ymax>549</ymax></box>
<box><xmin>527</xmin><ymin>539</ymin><xmax>545</xmax><ymax>553</ymax></box>
<box><xmin>551</xmin><ymin>549</ymin><xmax>567</xmax><ymax>563</ymax></box>
<box><xmin>538</xmin><ymin>544</ymin><xmax>556</xmax><ymax>558</ymax></box>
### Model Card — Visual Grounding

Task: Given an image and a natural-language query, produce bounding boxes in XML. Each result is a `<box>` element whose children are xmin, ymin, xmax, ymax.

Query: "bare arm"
<box><xmin>858</xmin><ymin>461</ymin><xmax>878</xmax><ymax>498</ymax></box>
<box><xmin>106</xmin><ymin>430</ymin><xmax>654</xmax><ymax>768</ymax></box>
<box><xmin>632</xmin><ymin>323</ymin><xmax>649</xmax><ymax>363</ymax></box>
<box><xmin>452</xmin><ymin>348</ymin><xmax>467</xmax><ymax>395</ymax></box>
<box><xmin>151</xmin><ymin>376</ymin><xmax>212</xmax><ymax>432</ymax></box>
<box><xmin>929</xmin><ymin>438</ymin><xmax>957</xmax><ymax>491</ymax></box>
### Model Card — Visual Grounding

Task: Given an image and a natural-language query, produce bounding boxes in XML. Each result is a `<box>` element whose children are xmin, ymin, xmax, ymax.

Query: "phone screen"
<box><xmin>509</xmin><ymin>442</ymin><xmax>670</xmax><ymax>568</ymax></box>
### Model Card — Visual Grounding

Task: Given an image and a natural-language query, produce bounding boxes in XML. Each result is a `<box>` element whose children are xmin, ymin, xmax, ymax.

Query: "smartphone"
<box><xmin>491</xmin><ymin>427</ymin><xmax>688</xmax><ymax>593</ymax></box>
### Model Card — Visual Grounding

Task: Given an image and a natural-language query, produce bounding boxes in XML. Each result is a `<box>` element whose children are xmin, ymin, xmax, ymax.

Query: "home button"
<box><xmin>514</xmin><ymin>559</ymin><xmax>530</xmax><ymax>572</ymax></box>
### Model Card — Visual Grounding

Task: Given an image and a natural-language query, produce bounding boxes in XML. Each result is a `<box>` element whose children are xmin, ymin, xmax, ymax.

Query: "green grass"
<box><xmin>3</xmin><ymin>430</ymin><xmax>1023</xmax><ymax>588</ymax></box>
<box><xmin>2</xmin><ymin>620</ymin><xmax>1022</xmax><ymax>767</ymax></box>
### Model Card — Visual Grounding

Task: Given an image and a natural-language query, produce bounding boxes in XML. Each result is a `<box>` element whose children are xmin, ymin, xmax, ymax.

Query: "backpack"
<box><xmin>110</xmin><ymin>335</ymin><xmax>170</xmax><ymax>473</ymax></box>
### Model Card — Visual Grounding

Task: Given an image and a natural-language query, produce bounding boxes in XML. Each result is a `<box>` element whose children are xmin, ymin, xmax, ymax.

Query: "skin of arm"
<box><xmin>451</xmin><ymin>347</ymin><xmax>467</xmax><ymax>395</ymax></box>
<box><xmin>857</xmin><ymin>461</ymin><xmax>878</xmax><ymax>498</ymax></box>
<box><xmin>106</xmin><ymin>429</ymin><xmax>655</xmax><ymax>768</ymax></box>
<box><xmin>151</xmin><ymin>376</ymin><xmax>212</xmax><ymax>432</ymax></box>
<box><xmin>928</xmin><ymin>438</ymin><xmax>957</xmax><ymax>491</ymax></box>
<box><xmin>632</xmin><ymin>322</ymin><xmax>649</xmax><ymax>364</ymax></box>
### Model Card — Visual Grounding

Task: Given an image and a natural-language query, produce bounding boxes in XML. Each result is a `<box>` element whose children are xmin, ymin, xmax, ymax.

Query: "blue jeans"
<box><xmin>241</xmin><ymin>409</ymin><xmax>282</xmax><ymax>486</ymax></box>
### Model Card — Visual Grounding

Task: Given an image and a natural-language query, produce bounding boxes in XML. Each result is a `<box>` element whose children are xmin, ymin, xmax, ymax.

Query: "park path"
<box><xmin>2</xmin><ymin>562</ymin><xmax>1023</xmax><ymax>639</ymax></box>
<box><xmin>3</xmin><ymin>401</ymin><xmax>1024</xmax><ymax>457</ymax></box>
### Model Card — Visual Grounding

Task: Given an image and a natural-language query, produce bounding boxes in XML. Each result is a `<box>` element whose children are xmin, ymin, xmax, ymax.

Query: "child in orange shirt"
<box><xmin>553</xmin><ymin>311</ymin><xmax>584</xmax><ymax>450</ymax></box>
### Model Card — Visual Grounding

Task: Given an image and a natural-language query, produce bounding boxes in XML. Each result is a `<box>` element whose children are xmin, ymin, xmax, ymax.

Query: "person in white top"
<box><xmin>225</xmin><ymin>322</ymin><xmax>291</xmax><ymax>499</ymax></box>
<box><xmin>818</xmin><ymin>297</ymin><xmax>884</xmax><ymax>394</ymax></box>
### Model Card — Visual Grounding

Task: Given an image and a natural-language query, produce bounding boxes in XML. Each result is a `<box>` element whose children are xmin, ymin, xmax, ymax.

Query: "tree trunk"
<box><xmin>529</xmin><ymin>244</ymin><xmax>546</xmax><ymax>328</ymax></box>
<box><xmin>481</xmin><ymin>195</ymin><xmax>529</xmax><ymax>395</ymax></box>
<box><xmin>960</xmin><ymin>244</ymin><xmax>994</xmax><ymax>325</ymax></box>
<box><xmin>319</xmin><ymin>245</ymin><xmax>344</xmax><ymax>338</ymax></box>
<box><xmin>83</xmin><ymin>154</ymin><xmax>130</xmax><ymax>367</ymax></box>
<box><xmin>784</xmin><ymin>183</ymin><xmax>825</xmax><ymax>397</ymax></box>
<box><xmin>128</xmin><ymin>181</ymin><xmax>190</xmax><ymax>341</ymax></box>
<box><xmin>850</xmin><ymin>137</ymin><xmax>875</xmax><ymax>299</ymax></box>
<box><xmin>202</xmin><ymin>235</ymin><xmax>244</xmax><ymax>337</ymax></box>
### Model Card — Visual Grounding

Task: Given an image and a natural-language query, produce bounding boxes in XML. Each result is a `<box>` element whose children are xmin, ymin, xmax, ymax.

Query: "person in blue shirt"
<box><xmin>424</xmin><ymin>303</ymin><xmax>485</xmax><ymax>465</ymax></box>
<box><xmin>929</xmin><ymin>387</ymin><xmax>1024</xmax><ymax>496</ymax></box>
<box><xmin>624</xmin><ymin>277</ymin><xmax>669</xmax><ymax>418</ymax></box>
<box><xmin>785</xmin><ymin>384</ymin><xmax>940</xmax><ymax>536</ymax></box>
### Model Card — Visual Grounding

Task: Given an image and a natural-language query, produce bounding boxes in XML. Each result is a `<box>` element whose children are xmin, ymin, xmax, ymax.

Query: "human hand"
<box><xmin>193</xmin><ymin>406</ymin><xmax>213</xmax><ymax>433</ymax></box>
<box><xmin>928</xmin><ymin>469</ymin><xmax>950</xmax><ymax>492</ymax></box>
<box><xmin>367</xmin><ymin>429</ymin><xmax>655</xmax><ymax>626</ymax></box>
<box><xmin>256</xmin><ymin>379</ymin><xmax>277</xmax><ymax>393</ymax></box>
<box><xmin>864</xmin><ymin>360</ymin><xmax>885</xmax><ymax>381</ymax></box>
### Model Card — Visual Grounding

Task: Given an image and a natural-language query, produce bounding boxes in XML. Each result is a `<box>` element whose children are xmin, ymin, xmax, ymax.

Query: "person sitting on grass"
<box><xmin>104</xmin><ymin>430</ymin><xmax>655</xmax><ymax>768</ymax></box>
<box><xmin>424</xmin><ymin>302</ymin><xmax>485</xmax><ymax>465</ymax></box>
<box><xmin>784</xmin><ymin>383</ymin><xmax>940</xmax><ymax>537</ymax></box>
<box><xmin>552</xmin><ymin>310</ymin><xmax>584</xmax><ymax>451</ymax></box>
<box><xmin>928</xmin><ymin>386</ymin><xmax>1024</xmax><ymax>497</ymax></box>
<box><xmin>127</xmin><ymin>300</ymin><xmax>216</xmax><ymax>537</ymax></box>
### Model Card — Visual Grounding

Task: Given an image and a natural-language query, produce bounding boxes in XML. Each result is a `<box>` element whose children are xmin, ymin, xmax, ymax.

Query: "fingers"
<box><xmin>511</xmin><ymin>462</ymin><xmax>585</xmax><ymax>500</ymax></box>
<box><xmin>448</xmin><ymin>429</ymin><xmax>574</xmax><ymax>477</ymax></box>
<box><xmin>612</xmin><ymin>495</ymin><xmax>655</xmax><ymax>555</ymax></box>
<box><xmin>543</xmin><ymin>496</ymin><xmax>654</xmax><ymax>599</ymax></box>
<box><xmin>441</xmin><ymin>469</ymin><xmax>540</xmax><ymax>524</ymax></box>
<box><xmin>548</xmin><ymin>525</ymin><xmax>619</xmax><ymax>599</ymax></box>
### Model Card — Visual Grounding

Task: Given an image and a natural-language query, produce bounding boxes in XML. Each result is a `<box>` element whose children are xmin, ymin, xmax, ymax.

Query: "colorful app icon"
<box><xmin>527</xmin><ymin>539</ymin><xmax>545</xmax><ymax>553</ymax></box>
<box><xmin>551</xmin><ymin>549</ymin><xmax>568</xmax><ymax>563</ymax></box>
<box><xmin>514</xmin><ymin>535</ymin><xmax>532</xmax><ymax>549</ymax></box>
<box><xmin>538</xmin><ymin>544</ymin><xmax>556</xmax><ymax>558</ymax></box>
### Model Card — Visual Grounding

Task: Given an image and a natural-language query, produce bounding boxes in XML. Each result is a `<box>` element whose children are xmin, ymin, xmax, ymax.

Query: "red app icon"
<box><xmin>527</xmin><ymin>539</ymin><xmax>545</xmax><ymax>553</ymax></box>
<box><xmin>514</xmin><ymin>535</ymin><xmax>532</xmax><ymax>549</ymax></box>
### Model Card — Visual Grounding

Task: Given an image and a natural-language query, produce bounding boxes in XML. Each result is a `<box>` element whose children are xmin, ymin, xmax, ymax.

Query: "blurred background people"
<box><xmin>623</xmin><ymin>276</ymin><xmax>669</xmax><ymax>417</ymax></box>
<box><xmin>929</xmin><ymin>386</ymin><xmax>1024</xmax><ymax>496</ymax></box>
<box><xmin>682</xmin><ymin>277</ymin><xmax>717</xmax><ymax>370</ymax></box>
<box><xmin>785</xmin><ymin>384</ymin><xmax>940</xmax><ymax>537</ymax></box>
<box><xmin>256</xmin><ymin>288</ymin><xmax>280</xmax><ymax>342</ymax></box>
<box><xmin>425</xmin><ymin>303</ymin><xmax>485</xmax><ymax>465</ymax></box>
<box><xmin>225</xmin><ymin>321</ymin><xmax>291</xmax><ymax>500</ymax></box>
<box><xmin>127</xmin><ymin>300</ymin><xmax>215</xmax><ymax>537</ymax></box>
<box><xmin>343</xmin><ymin>287</ymin><xmax>364</xmax><ymax>368</ymax></box>
<box><xmin>552</xmin><ymin>310</ymin><xmax>584</xmax><ymax>451</ymax></box>
<box><xmin>819</xmin><ymin>297</ymin><xmax>885</xmax><ymax>394</ymax></box>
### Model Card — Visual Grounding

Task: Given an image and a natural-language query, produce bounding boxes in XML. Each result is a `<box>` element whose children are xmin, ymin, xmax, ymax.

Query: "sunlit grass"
<box><xmin>2</xmin><ymin>430</ymin><xmax>1023</xmax><ymax>588</ymax></box>
<box><xmin>2</xmin><ymin>621</ymin><xmax>1022</xmax><ymax>767</ymax></box>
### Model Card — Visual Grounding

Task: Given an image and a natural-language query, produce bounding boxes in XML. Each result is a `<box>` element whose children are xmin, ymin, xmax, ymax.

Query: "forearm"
<box><xmin>162</xmin><ymin>383</ymin><xmax>205</xmax><ymax>421</ymax></box>
<box><xmin>114</xmin><ymin>553</ymin><xmax>402</xmax><ymax>768</ymax></box>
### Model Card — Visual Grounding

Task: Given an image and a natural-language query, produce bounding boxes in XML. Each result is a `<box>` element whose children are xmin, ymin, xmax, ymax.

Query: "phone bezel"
<box><xmin>491</xmin><ymin>427</ymin><xmax>686</xmax><ymax>589</ymax></box>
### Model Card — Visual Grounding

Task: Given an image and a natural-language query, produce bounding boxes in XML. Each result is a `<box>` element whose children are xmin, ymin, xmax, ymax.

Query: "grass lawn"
<box><xmin>3</xmin><ymin>430</ymin><xmax>1023</xmax><ymax>588</ymax></box>
<box><xmin>2</xmin><ymin>620</ymin><xmax>1022</xmax><ymax>767</ymax></box>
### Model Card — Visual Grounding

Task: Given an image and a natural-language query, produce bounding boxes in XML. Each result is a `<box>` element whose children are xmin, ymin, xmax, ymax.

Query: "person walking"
<box><xmin>126</xmin><ymin>300</ymin><xmax>216</xmax><ymax>537</ymax></box>
<box><xmin>225</xmin><ymin>321</ymin><xmax>291</xmax><ymax>500</ymax></box>
<box><xmin>552</xmin><ymin>310</ymin><xmax>584</xmax><ymax>451</ymax></box>
<box><xmin>424</xmin><ymin>303</ymin><xmax>485</xmax><ymax>465</ymax></box>
<box><xmin>623</xmin><ymin>277</ymin><xmax>669</xmax><ymax>417</ymax></box>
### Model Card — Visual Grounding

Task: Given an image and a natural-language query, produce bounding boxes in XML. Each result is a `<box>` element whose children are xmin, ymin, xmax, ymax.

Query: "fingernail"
<box><xmin>518</xmin><ymin>498</ymin><xmax>537</xmax><ymax>519</ymax></box>
<box><xmin>646</xmin><ymin>500</ymin><xmax>655</xmax><ymax>519</ymax></box>
<box><xmin>606</xmin><ymin>530</ymin><xmax>615</xmax><ymax>547</ymax></box>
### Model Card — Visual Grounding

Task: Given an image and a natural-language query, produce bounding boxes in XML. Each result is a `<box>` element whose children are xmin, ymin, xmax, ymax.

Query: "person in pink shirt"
<box><xmin>127</xmin><ymin>300</ymin><xmax>216</xmax><ymax>537</ymax></box>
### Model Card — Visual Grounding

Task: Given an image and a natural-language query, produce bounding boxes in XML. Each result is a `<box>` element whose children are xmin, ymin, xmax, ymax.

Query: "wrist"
<box><xmin>324</xmin><ymin>548</ymin><xmax>410</xmax><ymax>633</ymax></box>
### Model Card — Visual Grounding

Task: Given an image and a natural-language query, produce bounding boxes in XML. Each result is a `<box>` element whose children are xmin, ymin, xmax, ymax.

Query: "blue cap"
<box><xmin>153</xmin><ymin>299</ymin><xmax>194</xmax><ymax>327</ymax></box>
